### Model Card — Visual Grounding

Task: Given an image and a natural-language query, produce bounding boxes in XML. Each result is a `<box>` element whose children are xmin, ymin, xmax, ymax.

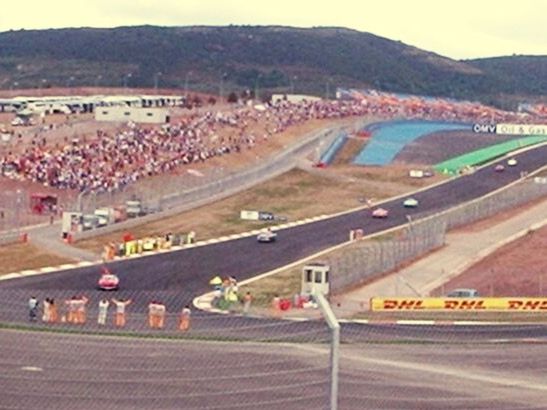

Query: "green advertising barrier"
<box><xmin>434</xmin><ymin>136</ymin><xmax>547</xmax><ymax>174</ymax></box>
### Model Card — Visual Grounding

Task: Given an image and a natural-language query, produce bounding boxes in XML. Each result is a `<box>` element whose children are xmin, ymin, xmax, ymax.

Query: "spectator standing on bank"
<box><xmin>112</xmin><ymin>298</ymin><xmax>132</xmax><ymax>327</ymax></box>
<box><xmin>64</xmin><ymin>295</ymin><xmax>79</xmax><ymax>324</ymax></box>
<box><xmin>97</xmin><ymin>299</ymin><xmax>110</xmax><ymax>326</ymax></box>
<box><xmin>271</xmin><ymin>294</ymin><xmax>281</xmax><ymax>318</ymax></box>
<box><xmin>49</xmin><ymin>298</ymin><xmax>58</xmax><ymax>323</ymax></box>
<box><xmin>242</xmin><ymin>291</ymin><xmax>253</xmax><ymax>316</ymax></box>
<box><xmin>75</xmin><ymin>295</ymin><xmax>89</xmax><ymax>324</ymax></box>
<box><xmin>148</xmin><ymin>301</ymin><xmax>160</xmax><ymax>329</ymax></box>
<box><xmin>179</xmin><ymin>305</ymin><xmax>191</xmax><ymax>331</ymax></box>
<box><xmin>42</xmin><ymin>298</ymin><xmax>51</xmax><ymax>322</ymax></box>
<box><xmin>28</xmin><ymin>296</ymin><xmax>39</xmax><ymax>322</ymax></box>
<box><xmin>156</xmin><ymin>302</ymin><xmax>166</xmax><ymax>329</ymax></box>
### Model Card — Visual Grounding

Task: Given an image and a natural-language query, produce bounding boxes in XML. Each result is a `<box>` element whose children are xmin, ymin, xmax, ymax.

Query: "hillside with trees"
<box><xmin>0</xmin><ymin>25</ymin><xmax>544</xmax><ymax>108</ymax></box>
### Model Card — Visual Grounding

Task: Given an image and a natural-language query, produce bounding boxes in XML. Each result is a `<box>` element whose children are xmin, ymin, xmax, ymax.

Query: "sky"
<box><xmin>0</xmin><ymin>0</ymin><xmax>545</xmax><ymax>60</ymax></box>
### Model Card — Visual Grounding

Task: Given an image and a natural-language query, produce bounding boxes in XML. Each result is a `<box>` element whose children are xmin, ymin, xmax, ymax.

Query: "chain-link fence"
<box><xmin>0</xmin><ymin>189</ymin><xmax>36</xmax><ymax>245</ymax></box>
<box><xmin>0</xmin><ymin>288</ymin><xmax>334</xmax><ymax>409</ymax></box>
<box><xmin>327</xmin><ymin>177</ymin><xmax>547</xmax><ymax>295</ymax></box>
<box><xmin>72</xmin><ymin>124</ymin><xmax>349</xmax><ymax>240</ymax></box>
<box><xmin>412</xmin><ymin>177</ymin><xmax>547</xmax><ymax>229</ymax></box>
<box><xmin>0</xmin><ymin>286</ymin><xmax>543</xmax><ymax>409</ymax></box>
<box><xmin>329</xmin><ymin>218</ymin><xmax>447</xmax><ymax>295</ymax></box>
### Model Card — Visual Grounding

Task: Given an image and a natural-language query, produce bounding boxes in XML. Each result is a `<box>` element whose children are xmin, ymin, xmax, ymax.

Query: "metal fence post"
<box><xmin>315</xmin><ymin>292</ymin><xmax>340</xmax><ymax>410</ymax></box>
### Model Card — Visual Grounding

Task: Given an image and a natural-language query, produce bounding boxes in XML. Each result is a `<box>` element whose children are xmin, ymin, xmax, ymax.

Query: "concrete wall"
<box><xmin>95</xmin><ymin>107</ymin><xmax>169</xmax><ymax>123</ymax></box>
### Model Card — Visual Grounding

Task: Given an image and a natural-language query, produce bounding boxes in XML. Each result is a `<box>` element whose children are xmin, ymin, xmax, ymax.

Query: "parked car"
<box><xmin>446</xmin><ymin>288</ymin><xmax>479</xmax><ymax>297</ymax></box>
<box><xmin>125</xmin><ymin>200</ymin><xmax>142</xmax><ymax>218</ymax></box>
<box><xmin>82</xmin><ymin>214</ymin><xmax>99</xmax><ymax>230</ymax></box>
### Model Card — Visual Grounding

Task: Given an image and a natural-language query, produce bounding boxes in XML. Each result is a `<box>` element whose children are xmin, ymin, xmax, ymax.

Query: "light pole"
<box><xmin>254</xmin><ymin>74</ymin><xmax>262</xmax><ymax>101</ymax></box>
<box><xmin>290</xmin><ymin>75</ymin><xmax>298</xmax><ymax>94</ymax></box>
<box><xmin>10</xmin><ymin>81</ymin><xmax>18</xmax><ymax>91</ymax></box>
<box><xmin>66</xmin><ymin>76</ymin><xmax>75</xmax><ymax>88</ymax></box>
<box><xmin>154</xmin><ymin>72</ymin><xmax>162</xmax><ymax>91</ymax></box>
<box><xmin>219</xmin><ymin>72</ymin><xmax>228</xmax><ymax>100</ymax></box>
<box><xmin>123</xmin><ymin>73</ymin><xmax>132</xmax><ymax>89</ymax></box>
<box><xmin>184</xmin><ymin>71</ymin><xmax>192</xmax><ymax>95</ymax></box>
<box><xmin>15</xmin><ymin>189</ymin><xmax>22</xmax><ymax>235</ymax></box>
<box><xmin>41</xmin><ymin>78</ymin><xmax>47</xmax><ymax>89</ymax></box>
<box><xmin>94</xmin><ymin>75</ymin><xmax>102</xmax><ymax>88</ymax></box>
<box><xmin>325</xmin><ymin>78</ymin><xmax>332</xmax><ymax>100</ymax></box>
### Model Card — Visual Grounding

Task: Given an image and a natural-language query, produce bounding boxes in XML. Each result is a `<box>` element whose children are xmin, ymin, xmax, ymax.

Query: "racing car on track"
<box><xmin>494</xmin><ymin>164</ymin><xmax>505</xmax><ymax>172</ymax></box>
<box><xmin>371</xmin><ymin>208</ymin><xmax>389</xmax><ymax>218</ymax></box>
<box><xmin>98</xmin><ymin>267</ymin><xmax>119</xmax><ymax>291</ymax></box>
<box><xmin>507</xmin><ymin>158</ymin><xmax>518</xmax><ymax>167</ymax></box>
<box><xmin>403</xmin><ymin>198</ymin><xmax>419</xmax><ymax>208</ymax></box>
<box><xmin>257</xmin><ymin>229</ymin><xmax>277</xmax><ymax>243</ymax></box>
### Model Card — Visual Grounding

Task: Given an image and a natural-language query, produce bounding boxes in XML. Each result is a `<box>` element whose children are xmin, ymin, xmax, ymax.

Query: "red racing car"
<box><xmin>98</xmin><ymin>267</ymin><xmax>119</xmax><ymax>291</ymax></box>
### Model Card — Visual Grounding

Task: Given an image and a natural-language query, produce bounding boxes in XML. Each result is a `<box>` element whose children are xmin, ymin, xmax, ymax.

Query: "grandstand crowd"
<box><xmin>1</xmin><ymin>92</ymin><xmax>545</xmax><ymax>193</ymax></box>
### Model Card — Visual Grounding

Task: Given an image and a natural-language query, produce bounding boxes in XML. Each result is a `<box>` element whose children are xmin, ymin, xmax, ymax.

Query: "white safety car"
<box><xmin>257</xmin><ymin>229</ymin><xmax>277</xmax><ymax>243</ymax></box>
<box><xmin>403</xmin><ymin>198</ymin><xmax>419</xmax><ymax>208</ymax></box>
<box><xmin>371</xmin><ymin>208</ymin><xmax>389</xmax><ymax>218</ymax></box>
<box><xmin>98</xmin><ymin>268</ymin><xmax>119</xmax><ymax>291</ymax></box>
<box><xmin>507</xmin><ymin>158</ymin><xmax>518</xmax><ymax>167</ymax></box>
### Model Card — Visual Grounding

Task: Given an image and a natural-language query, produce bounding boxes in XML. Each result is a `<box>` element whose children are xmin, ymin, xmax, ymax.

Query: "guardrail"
<box><xmin>71</xmin><ymin>120</ymin><xmax>364</xmax><ymax>241</ymax></box>
<box><xmin>0</xmin><ymin>230</ymin><xmax>25</xmax><ymax>246</ymax></box>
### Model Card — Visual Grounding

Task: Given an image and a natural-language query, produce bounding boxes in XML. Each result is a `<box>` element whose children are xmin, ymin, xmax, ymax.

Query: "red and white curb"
<box><xmin>0</xmin><ymin>260</ymin><xmax>100</xmax><ymax>281</ymax></box>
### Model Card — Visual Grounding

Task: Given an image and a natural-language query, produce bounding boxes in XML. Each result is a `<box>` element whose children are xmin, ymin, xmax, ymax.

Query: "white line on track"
<box><xmin>296</xmin><ymin>344</ymin><xmax>547</xmax><ymax>392</ymax></box>
<box><xmin>20</xmin><ymin>366</ymin><xmax>43</xmax><ymax>372</ymax></box>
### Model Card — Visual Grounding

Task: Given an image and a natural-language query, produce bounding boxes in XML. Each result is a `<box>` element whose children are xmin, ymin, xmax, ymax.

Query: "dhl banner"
<box><xmin>370</xmin><ymin>297</ymin><xmax>547</xmax><ymax>312</ymax></box>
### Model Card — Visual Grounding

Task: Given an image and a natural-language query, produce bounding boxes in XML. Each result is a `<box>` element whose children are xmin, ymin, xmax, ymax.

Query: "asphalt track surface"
<box><xmin>2</xmin><ymin>144</ymin><xmax>546</xmax><ymax>298</ymax></box>
<box><xmin>2</xmin><ymin>329</ymin><xmax>546</xmax><ymax>410</ymax></box>
<box><xmin>2</xmin><ymin>145</ymin><xmax>547</xmax><ymax>409</ymax></box>
<box><xmin>0</xmin><ymin>146</ymin><xmax>546</xmax><ymax>326</ymax></box>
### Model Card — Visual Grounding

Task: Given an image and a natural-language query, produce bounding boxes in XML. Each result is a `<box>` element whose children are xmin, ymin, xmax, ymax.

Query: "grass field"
<box><xmin>0</xmin><ymin>242</ymin><xmax>74</xmax><ymax>275</ymax></box>
<box><xmin>74</xmin><ymin>165</ymin><xmax>443</xmax><ymax>254</ymax></box>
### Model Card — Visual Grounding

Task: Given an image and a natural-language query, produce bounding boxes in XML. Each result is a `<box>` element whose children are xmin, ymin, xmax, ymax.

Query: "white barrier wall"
<box><xmin>95</xmin><ymin>107</ymin><xmax>169</xmax><ymax>123</ymax></box>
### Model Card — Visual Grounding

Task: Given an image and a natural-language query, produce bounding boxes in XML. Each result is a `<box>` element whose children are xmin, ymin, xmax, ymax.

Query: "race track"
<box><xmin>2</xmin><ymin>329</ymin><xmax>546</xmax><ymax>410</ymax></box>
<box><xmin>1</xmin><ymin>144</ymin><xmax>546</xmax><ymax>300</ymax></box>
<box><xmin>1</xmin><ymin>143</ymin><xmax>547</xmax><ymax>410</ymax></box>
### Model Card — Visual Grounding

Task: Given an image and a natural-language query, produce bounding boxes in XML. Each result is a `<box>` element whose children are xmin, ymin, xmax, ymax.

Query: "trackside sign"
<box><xmin>370</xmin><ymin>297</ymin><xmax>547</xmax><ymax>311</ymax></box>
<box><xmin>496</xmin><ymin>123</ymin><xmax>547</xmax><ymax>136</ymax></box>
<box><xmin>472</xmin><ymin>123</ymin><xmax>547</xmax><ymax>135</ymax></box>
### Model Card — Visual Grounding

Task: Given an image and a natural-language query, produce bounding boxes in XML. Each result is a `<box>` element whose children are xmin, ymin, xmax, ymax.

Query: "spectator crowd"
<box><xmin>2</xmin><ymin>92</ymin><xmax>545</xmax><ymax>193</ymax></box>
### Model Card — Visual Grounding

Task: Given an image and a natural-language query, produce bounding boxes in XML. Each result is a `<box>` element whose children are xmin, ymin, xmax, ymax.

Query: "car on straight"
<box><xmin>98</xmin><ymin>267</ymin><xmax>119</xmax><ymax>291</ymax></box>
<box><xmin>507</xmin><ymin>158</ymin><xmax>518</xmax><ymax>166</ymax></box>
<box><xmin>257</xmin><ymin>229</ymin><xmax>277</xmax><ymax>243</ymax></box>
<box><xmin>403</xmin><ymin>198</ymin><xmax>419</xmax><ymax>208</ymax></box>
<box><xmin>371</xmin><ymin>208</ymin><xmax>389</xmax><ymax>218</ymax></box>
<box><xmin>494</xmin><ymin>164</ymin><xmax>505</xmax><ymax>172</ymax></box>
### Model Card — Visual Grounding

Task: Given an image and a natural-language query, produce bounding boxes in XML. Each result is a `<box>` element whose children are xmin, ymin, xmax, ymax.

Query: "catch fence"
<box><xmin>430</xmin><ymin>177</ymin><xmax>547</xmax><ymax>230</ymax></box>
<box><xmin>329</xmin><ymin>176</ymin><xmax>547</xmax><ymax>295</ymax></box>
<box><xmin>72</xmin><ymin>121</ymin><xmax>362</xmax><ymax>240</ymax></box>
<box><xmin>329</xmin><ymin>218</ymin><xmax>447</xmax><ymax>294</ymax></box>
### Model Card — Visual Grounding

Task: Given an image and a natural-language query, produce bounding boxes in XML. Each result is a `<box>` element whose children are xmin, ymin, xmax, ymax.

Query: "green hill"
<box><xmin>0</xmin><ymin>25</ymin><xmax>544</xmax><ymax>108</ymax></box>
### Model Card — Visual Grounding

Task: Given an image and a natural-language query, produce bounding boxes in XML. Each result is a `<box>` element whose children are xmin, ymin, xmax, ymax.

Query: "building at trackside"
<box><xmin>95</xmin><ymin>106</ymin><xmax>170</xmax><ymax>124</ymax></box>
